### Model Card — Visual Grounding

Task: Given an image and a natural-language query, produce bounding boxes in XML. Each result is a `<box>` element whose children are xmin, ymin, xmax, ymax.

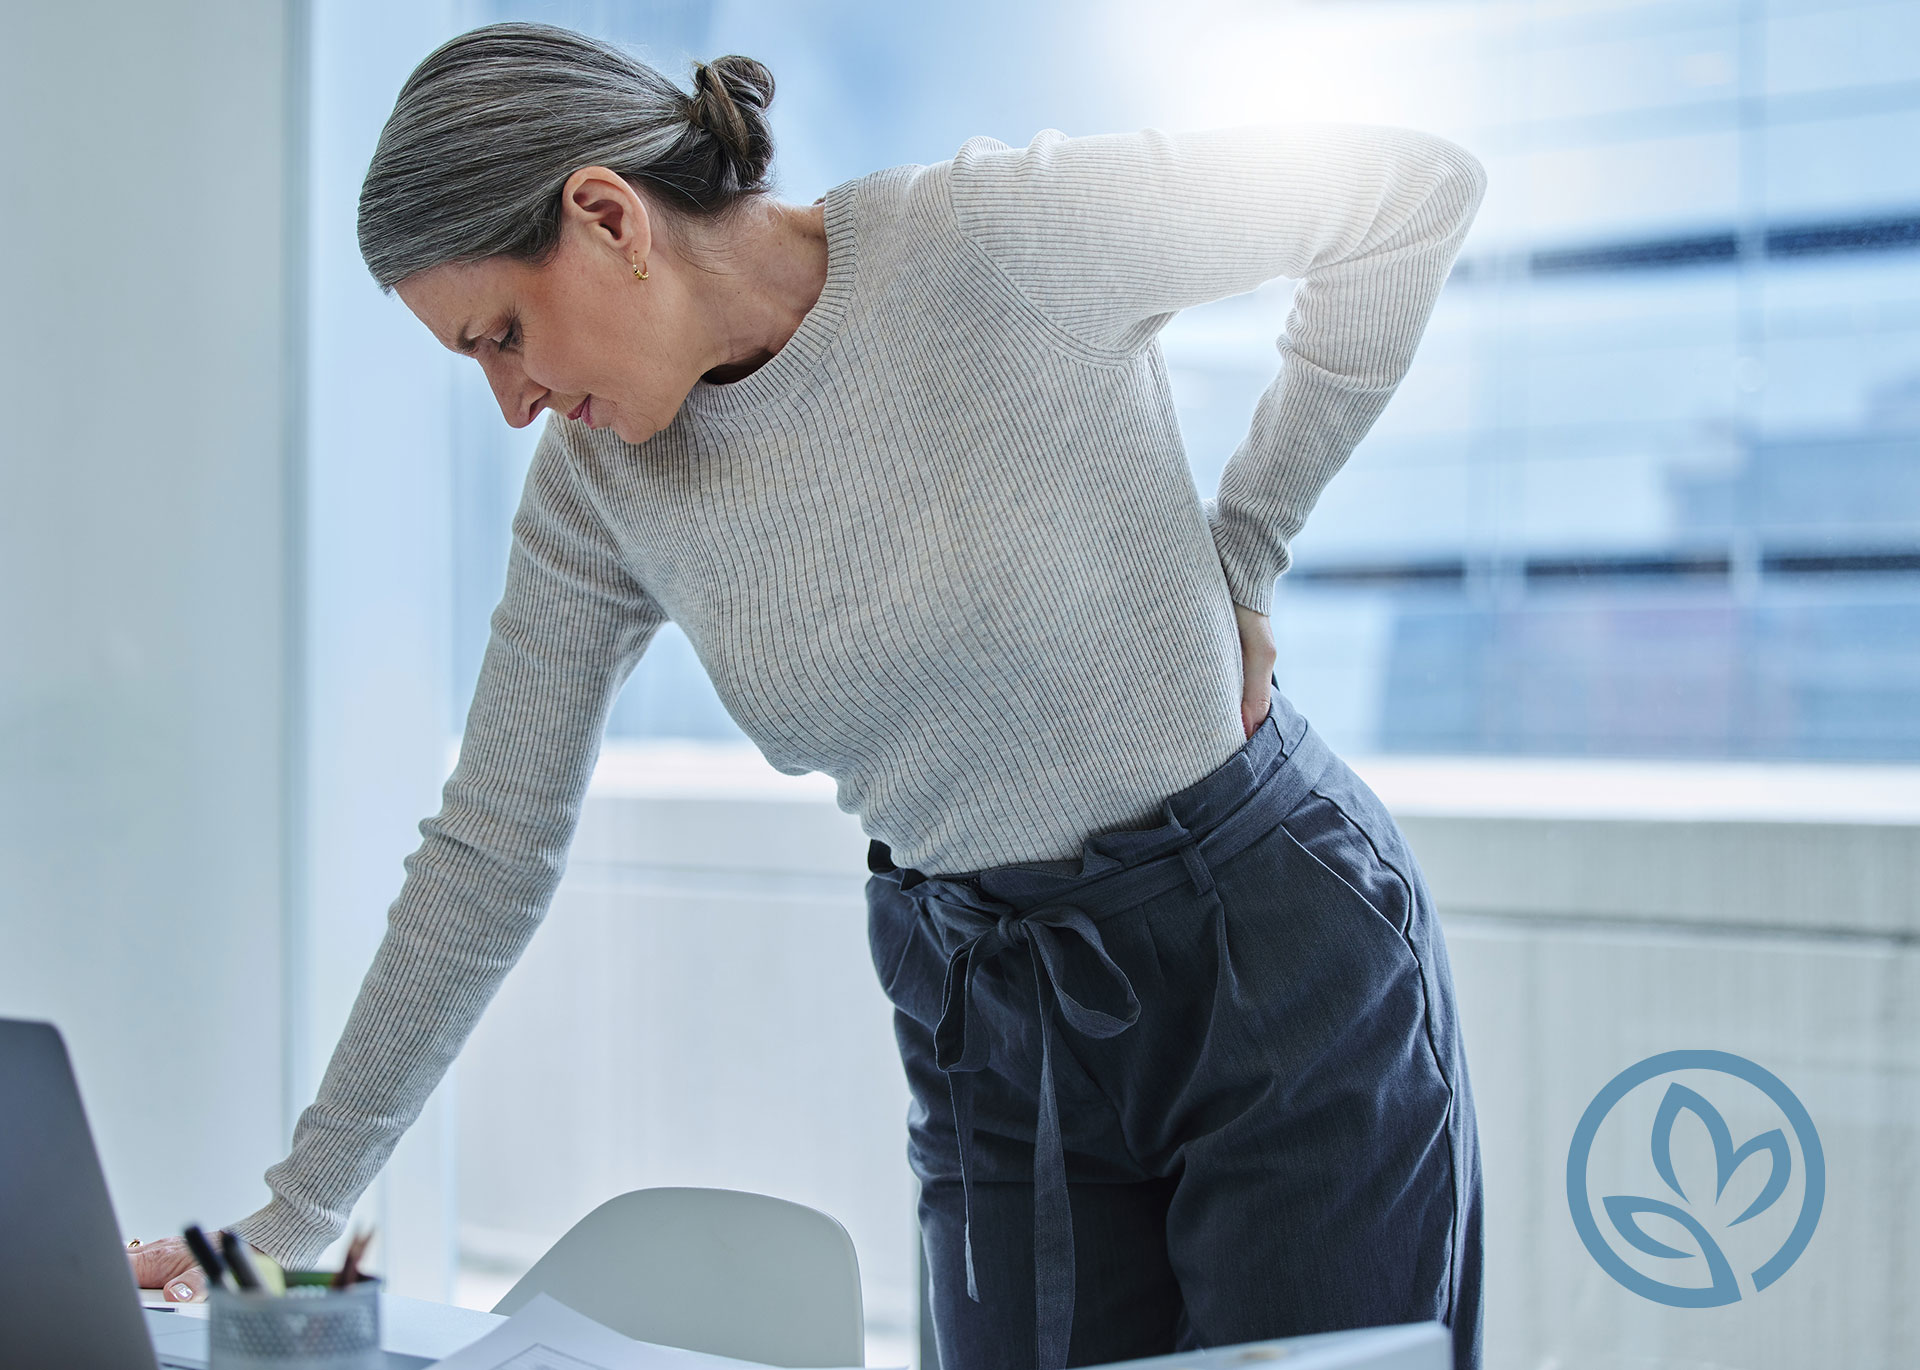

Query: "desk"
<box><xmin>146</xmin><ymin>1297</ymin><xmax>1450</xmax><ymax>1370</ymax></box>
<box><xmin>144</xmin><ymin>1293</ymin><xmax>505</xmax><ymax>1366</ymax></box>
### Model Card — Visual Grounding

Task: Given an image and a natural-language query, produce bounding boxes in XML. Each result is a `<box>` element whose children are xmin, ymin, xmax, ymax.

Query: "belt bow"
<box><xmin>922</xmin><ymin>879</ymin><xmax>1142</xmax><ymax>1370</ymax></box>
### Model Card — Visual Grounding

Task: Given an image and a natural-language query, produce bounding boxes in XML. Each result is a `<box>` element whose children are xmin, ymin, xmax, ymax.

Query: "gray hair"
<box><xmin>357</xmin><ymin>22</ymin><xmax>777</xmax><ymax>292</ymax></box>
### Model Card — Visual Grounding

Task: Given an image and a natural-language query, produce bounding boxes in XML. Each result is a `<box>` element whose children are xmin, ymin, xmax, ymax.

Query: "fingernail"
<box><xmin>171</xmin><ymin>1282</ymin><xmax>195</xmax><ymax>1302</ymax></box>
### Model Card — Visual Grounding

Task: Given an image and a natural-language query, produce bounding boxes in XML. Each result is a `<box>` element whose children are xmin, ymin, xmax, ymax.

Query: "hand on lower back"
<box><xmin>1234</xmin><ymin>602</ymin><xmax>1276</xmax><ymax>739</ymax></box>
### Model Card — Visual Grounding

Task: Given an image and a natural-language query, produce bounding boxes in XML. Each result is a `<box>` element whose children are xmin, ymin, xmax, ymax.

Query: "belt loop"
<box><xmin>1161</xmin><ymin>800</ymin><xmax>1214</xmax><ymax>898</ymax></box>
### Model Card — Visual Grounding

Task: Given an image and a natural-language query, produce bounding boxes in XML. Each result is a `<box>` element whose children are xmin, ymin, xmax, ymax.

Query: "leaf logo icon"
<box><xmin>1649</xmin><ymin>1083</ymin><xmax>1791</xmax><ymax>1226</ymax></box>
<box><xmin>1599</xmin><ymin>1195</ymin><xmax>1739</xmax><ymax>1304</ymax></box>
<box><xmin>1566</xmin><ymin>1051</ymin><xmax>1825</xmax><ymax>1308</ymax></box>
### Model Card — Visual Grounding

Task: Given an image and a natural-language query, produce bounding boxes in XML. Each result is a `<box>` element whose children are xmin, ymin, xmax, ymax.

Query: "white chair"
<box><xmin>492</xmin><ymin>1187</ymin><xmax>866</xmax><ymax>1367</ymax></box>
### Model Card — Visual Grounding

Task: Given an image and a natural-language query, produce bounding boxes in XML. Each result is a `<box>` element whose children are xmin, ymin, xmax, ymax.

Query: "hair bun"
<box><xmin>688</xmin><ymin>55</ymin><xmax>775</xmax><ymax>190</ymax></box>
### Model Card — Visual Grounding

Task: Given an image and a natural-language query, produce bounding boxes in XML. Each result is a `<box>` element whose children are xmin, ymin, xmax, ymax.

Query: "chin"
<box><xmin>612</xmin><ymin>412</ymin><xmax>666</xmax><ymax>445</ymax></box>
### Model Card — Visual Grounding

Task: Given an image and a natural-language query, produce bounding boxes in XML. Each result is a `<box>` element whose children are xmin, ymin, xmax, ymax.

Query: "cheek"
<box><xmin>530</xmin><ymin>287</ymin><xmax>620</xmax><ymax>392</ymax></box>
<box><xmin>549</xmin><ymin>276</ymin><xmax>688</xmax><ymax>424</ymax></box>
<box><xmin>524</xmin><ymin>335</ymin><xmax>586</xmax><ymax>393</ymax></box>
<box><xmin>625</xmin><ymin>296</ymin><xmax>700</xmax><ymax>389</ymax></box>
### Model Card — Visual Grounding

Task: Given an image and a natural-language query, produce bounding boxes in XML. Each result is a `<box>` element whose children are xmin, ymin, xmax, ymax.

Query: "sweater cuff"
<box><xmin>1204</xmin><ymin>497</ymin><xmax>1286</xmax><ymax>617</ymax></box>
<box><xmin>228</xmin><ymin>1195</ymin><xmax>346</xmax><ymax>1271</ymax></box>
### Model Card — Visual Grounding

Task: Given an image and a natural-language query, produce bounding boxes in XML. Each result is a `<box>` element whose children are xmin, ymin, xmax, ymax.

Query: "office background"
<box><xmin>2</xmin><ymin>2</ymin><xmax>1914</xmax><ymax>1369</ymax></box>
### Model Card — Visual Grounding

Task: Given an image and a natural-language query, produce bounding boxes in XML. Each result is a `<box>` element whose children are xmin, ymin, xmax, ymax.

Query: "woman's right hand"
<box><xmin>128</xmin><ymin>1235</ymin><xmax>211</xmax><ymax>1302</ymax></box>
<box><xmin>1233</xmin><ymin>602</ymin><xmax>1277</xmax><ymax>739</ymax></box>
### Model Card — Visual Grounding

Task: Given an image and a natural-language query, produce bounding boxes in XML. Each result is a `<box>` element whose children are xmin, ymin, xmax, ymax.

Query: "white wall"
<box><xmin>0</xmin><ymin>0</ymin><xmax>470</xmax><ymax>1296</ymax></box>
<box><xmin>0</xmin><ymin>0</ymin><xmax>300</xmax><ymax>1238</ymax></box>
<box><xmin>1398</xmin><ymin>795</ymin><xmax>1920</xmax><ymax>1370</ymax></box>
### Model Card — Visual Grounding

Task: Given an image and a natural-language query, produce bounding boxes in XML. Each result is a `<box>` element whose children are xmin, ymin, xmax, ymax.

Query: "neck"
<box><xmin>693</xmin><ymin>198</ymin><xmax>830</xmax><ymax>385</ymax></box>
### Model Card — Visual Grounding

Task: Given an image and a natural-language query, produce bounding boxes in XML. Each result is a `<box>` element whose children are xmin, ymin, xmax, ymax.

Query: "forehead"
<box><xmin>394</xmin><ymin>256</ymin><xmax>532</xmax><ymax>353</ymax></box>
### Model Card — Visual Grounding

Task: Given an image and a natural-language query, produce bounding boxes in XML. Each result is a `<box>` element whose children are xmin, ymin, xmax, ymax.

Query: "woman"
<box><xmin>132</xmin><ymin>21</ymin><xmax>1486</xmax><ymax>1370</ymax></box>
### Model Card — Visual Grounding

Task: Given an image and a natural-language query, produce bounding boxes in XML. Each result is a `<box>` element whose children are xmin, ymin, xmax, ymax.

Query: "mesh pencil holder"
<box><xmin>207</xmin><ymin>1279</ymin><xmax>382</xmax><ymax>1370</ymax></box>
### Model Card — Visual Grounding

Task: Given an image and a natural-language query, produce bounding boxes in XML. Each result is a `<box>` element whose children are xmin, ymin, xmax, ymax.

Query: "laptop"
<box><xmin>0</xmin><ymin>1016</ymin><xmax>433</xmax><ymax>1369</ymax></box>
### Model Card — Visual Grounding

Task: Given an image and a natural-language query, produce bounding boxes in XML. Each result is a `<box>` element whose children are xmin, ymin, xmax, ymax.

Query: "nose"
<box><xmin>478</xmin><ymin>351</ymin><xmax>545</xmax><ymax>429</ymax></box>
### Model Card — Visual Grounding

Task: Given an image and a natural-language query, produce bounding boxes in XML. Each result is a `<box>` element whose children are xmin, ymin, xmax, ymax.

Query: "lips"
<box><xmin>567</xmin><ymin>396</ymin><xmax>594</xmax><ymax>426</ymax></box>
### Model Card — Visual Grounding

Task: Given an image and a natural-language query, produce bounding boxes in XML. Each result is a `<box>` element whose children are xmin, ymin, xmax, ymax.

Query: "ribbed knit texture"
<box><xmin>234</xmin><ymin>122</ymin><xmax>1484</xmax><ymax>1264</ymax></box>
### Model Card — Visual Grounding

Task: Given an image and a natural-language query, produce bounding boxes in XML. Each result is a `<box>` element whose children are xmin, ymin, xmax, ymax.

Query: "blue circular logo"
<box><xmin>1566</xmin><ymin>1050</ymin><xmax>1824</xmax><ymax>1307</ymax></box>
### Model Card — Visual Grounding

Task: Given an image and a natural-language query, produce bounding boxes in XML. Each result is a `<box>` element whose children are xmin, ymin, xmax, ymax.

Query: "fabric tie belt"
<box><xmin>924</xmin><ymin>879</ymin><xmax>1140</xmax><ymax>1370</ymax></box>
<box><xmin>905</xmin><ymin>797</ymin><xmax>1243</xmax><ymax>1370</ymax></box>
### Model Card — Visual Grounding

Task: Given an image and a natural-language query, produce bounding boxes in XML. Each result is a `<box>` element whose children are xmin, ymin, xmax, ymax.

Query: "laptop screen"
<box><xmin>0</xmin><ymin>1017</ymin><xmax>163</xmax><ymax>1369</ymax></box>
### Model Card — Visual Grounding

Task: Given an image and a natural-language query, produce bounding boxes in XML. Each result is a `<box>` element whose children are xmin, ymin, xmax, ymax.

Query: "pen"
<box><xmin>181</xmin><ymin>1224</ymin><xmax>228</xmax><ymax>1292</ymax></box>
<box><xmin>332</xmin><ymin>1228</ymin><xmax>373</xmax><ymax>1290</ymax></box>
<box><xmin>219</xmin><ymin>1229</ymin><xmax>263</xmax><ymax>1292</ymax></box>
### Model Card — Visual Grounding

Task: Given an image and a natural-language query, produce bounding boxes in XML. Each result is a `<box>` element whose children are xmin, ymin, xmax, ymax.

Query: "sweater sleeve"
<box><xmin>232</xmin><ymin>420</ymin><xmax>667</xmax><ymax>1265</ymax></box>
<box><xmin>947</xmin><ymin>122</ymin><xmax>1486</xmax><ymax>614</ymax></box>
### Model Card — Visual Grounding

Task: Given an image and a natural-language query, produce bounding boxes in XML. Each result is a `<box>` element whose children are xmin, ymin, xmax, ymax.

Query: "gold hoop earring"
<box><xmin>632</xmin><ymin>257</ymin><xmax>649</xmax><ymax>281</ymax></box>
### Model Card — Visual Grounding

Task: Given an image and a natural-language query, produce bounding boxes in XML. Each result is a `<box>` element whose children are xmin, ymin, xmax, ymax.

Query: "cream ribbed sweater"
<box><xmin>236</xmin><ymin>121</ymin><xmax>1484</xmax><ymax>1263</ymax></box>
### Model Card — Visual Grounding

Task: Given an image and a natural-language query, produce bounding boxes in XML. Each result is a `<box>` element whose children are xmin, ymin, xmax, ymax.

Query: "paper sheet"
<box><xmin>426</xmin><ymin>1293</ymin><xmax>867</xmax><ymax>1370</ymax></box>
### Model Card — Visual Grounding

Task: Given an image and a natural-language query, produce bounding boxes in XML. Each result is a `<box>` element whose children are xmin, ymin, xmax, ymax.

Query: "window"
<box><xmin>451</xmin><ymin>0</ymin><xmax>1920</xmax><ymax>761</ymax></box>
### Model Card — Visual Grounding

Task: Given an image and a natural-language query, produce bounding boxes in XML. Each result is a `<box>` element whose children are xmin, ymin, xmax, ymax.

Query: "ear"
<box><xmin>558</xmin><ymin>165</ymin><xmax>652</xmax><ymax>265</ymax></box>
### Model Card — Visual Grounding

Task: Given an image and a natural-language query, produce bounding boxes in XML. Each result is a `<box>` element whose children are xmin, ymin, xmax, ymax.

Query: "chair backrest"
<box><xmin>492</xmin><ymin>1187</ymin><xmax>865</xmax><ymax>1367</ymax></box>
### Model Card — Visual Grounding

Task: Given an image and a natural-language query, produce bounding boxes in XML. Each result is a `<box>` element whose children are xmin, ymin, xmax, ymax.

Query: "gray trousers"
<box><xmin>865</xmin><ymin>688</ymin><xmax>1483</xmax><ymax>1370</ymax></box>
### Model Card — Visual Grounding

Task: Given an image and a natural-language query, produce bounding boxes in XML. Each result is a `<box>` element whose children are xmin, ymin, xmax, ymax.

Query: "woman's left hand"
<box><xmin>128</xmin><ymin>1236</ymin><xmax>211</xmax><ymax>1302</ymax></box>
<box><xmin>1234</xmin><ymin>603</ymin><xmax>1276</xmax><ymax>739</ymax></box>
